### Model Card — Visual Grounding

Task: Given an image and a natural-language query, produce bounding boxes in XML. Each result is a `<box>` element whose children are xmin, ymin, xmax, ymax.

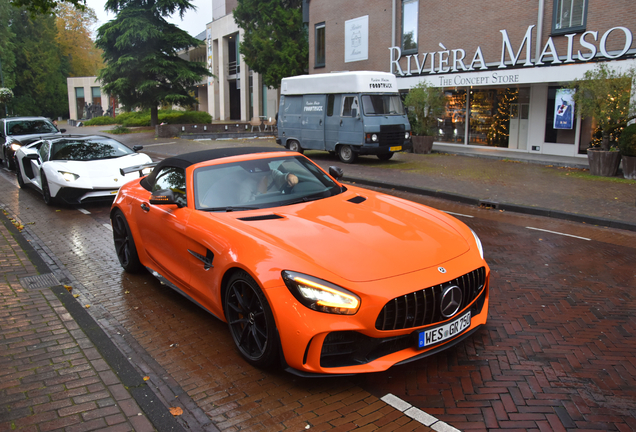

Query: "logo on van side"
<box><xmin>304</xmin><ymin>101</ymin><xmax>324</xmax><ymax>112</ymax></box>
<box><xmin>369</xmin><ymin>83</ymin><xmax>393</xmax><ymax>89</ymax></box>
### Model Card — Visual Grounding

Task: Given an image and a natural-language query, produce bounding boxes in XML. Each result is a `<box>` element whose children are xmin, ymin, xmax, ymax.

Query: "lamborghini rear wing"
<box><xmin>120</xmin><ymin>162</ymin><xmax>158</xmax><ymax>177</ymax></box>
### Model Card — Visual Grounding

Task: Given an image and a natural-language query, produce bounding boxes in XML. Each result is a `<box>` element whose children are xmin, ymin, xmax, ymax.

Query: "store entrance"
<box><xmin>509</xmin><ymin>103</ymin><xmax>529</xmax><ymax>150</ymax></box>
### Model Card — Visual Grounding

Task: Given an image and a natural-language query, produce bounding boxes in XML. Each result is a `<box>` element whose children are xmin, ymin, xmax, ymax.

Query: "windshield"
<box><xmin>50</xmin><ymin>138</ymin><xmax>134</xmax><ymax>161</ymax></box>
<box><xmin>194</xmin><ymin>155</ymin><xmax>342</xmax><ymax>211</ymax></box>
<box><xmin>7</xmin><ymin>119</ymin><xmax>58</xmax><ymax>136</ymax></box>
<box><xmin>361</xmin><ymin>94</ymin><xmax>405</xmax><ymax>116</ymax></box>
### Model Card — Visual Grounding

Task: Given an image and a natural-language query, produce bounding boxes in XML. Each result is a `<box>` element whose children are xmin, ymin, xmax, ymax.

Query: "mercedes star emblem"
<box><xmin>438</xmin><ymin>266</ymin><xmax>447</xmax><ymax>273</ymax></box>
<box><xmin>440</xmin><ymin>285</ymin><xmax>462</xmax><ymax>318</ymax></box>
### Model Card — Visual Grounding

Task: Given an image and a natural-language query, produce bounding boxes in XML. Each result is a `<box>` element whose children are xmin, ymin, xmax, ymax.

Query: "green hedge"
<box><xmin>83</xmin><ymin>110</ymin><xmax>212</xmax><ymax>127</ymax></box>
<box><xmin>618</xmin><ymin>124</ymin><xmax>636</xmax><ymax>157</ymax></box>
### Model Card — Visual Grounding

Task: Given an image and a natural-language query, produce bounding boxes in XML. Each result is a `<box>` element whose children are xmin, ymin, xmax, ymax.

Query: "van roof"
<box><xmin>281</xmin><ymin>71</ymin><xmax>399</xmax><ymax>95</ymax></box>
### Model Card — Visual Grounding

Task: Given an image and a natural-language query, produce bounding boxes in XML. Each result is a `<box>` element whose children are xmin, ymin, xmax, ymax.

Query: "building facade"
<box><xmin>205</xmin><ymin>0</ymin><xmax>278</xmax><ymax>121</ymax></box>
<box><xmin>308</xmin><ymin>0</ymin><xmax>636</xmax><ymax>157</ymax></box>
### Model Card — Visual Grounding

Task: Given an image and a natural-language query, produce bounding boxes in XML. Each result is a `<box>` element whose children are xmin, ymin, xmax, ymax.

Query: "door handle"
<box><xmin>319</xmin><ymin>119</ymin><xmax>323</xmax><ymax>125</ymax></box>
<box><xmin>340</xmin><ymin>120</ymin><xmax>343</xmax><ymax>126</ymax></box>
<box><xmin>141</xmin><ymin>203</ymin><xmax>150</xmax><ymax>212</ymax></box>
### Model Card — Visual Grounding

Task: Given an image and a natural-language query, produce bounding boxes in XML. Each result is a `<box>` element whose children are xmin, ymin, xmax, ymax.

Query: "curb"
<box><xmin>345</xmin><ymin>176</ymin><xmax>636</xmax><ymax>233</ymax></box>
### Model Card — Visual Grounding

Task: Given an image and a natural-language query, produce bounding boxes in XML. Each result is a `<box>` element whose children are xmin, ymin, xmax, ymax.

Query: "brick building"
<box><xmin>308</xmin><ymin>0</ymin><xmax>636</xmax><ymax>157</ymax></box>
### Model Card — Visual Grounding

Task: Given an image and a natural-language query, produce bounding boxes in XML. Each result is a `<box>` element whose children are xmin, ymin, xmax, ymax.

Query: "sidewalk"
<box><xmin>0</xmin><ymin>211</ymin><xmax>182</xmax><ymax>432</ymax></box>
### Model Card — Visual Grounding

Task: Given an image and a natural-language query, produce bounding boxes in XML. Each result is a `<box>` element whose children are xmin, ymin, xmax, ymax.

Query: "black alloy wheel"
<box><xmin>111</xmin><ymin>209</ymin><xmax>142</xmax><ymax>273</ymax></box>
<box><xmin>3</xmin><ymin>150</ymin><xmax>14</xmax><ymax>170</ymax></box>
<box><xmin>225</xmin><ymin>271</ymin><xmax>278</xmax><ymax>367</ymax></box>
<box><xmin>377</xmin><ymin>152</ymin><xmax>394</xmax><ymax>161</ymax></box>
<box><xmin>40</xmin><ymin>170</ymin><xmax>55</xmax><ymax>205</ymax></box>
<box><xmin>337</xmin><ymin>145</ymin><xmax>357</xmax><ymax>164</ymax></box>
<box><xmin>287</xmin><ymin>140</ymin><xmax>304</xmax><ymax>154</ymax></box>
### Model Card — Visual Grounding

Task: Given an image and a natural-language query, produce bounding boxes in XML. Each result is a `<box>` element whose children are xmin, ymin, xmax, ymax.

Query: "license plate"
<box><xmin>389</xmin><ymin>146</ymin><xmax>402</xmax><ymax>152</ymax></box>
<box><xmin>110</xmin><ymin>190</ymin><xmax>118</xmax><ymax>195</ymax></box>
<box><xmin>417</xmin><ymin>311</ymin><xmax>471</xmax><ymax>348</ymax></box>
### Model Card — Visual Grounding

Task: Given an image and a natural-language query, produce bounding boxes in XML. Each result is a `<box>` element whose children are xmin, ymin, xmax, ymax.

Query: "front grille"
<box><xmin>375</xmin><ymin>267</ymin><xmax>487</xmax><ymax>331</ymax></box>
<box><xmin>379</xmin><ymin>124</ymin><xmax>405</xmax><ymax>147</ymax></box>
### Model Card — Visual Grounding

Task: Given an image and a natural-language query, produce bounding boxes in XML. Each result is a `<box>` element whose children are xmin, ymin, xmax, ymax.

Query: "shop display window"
<box><xmin>435</xmin><ymin>89</ymin><xmax>466</xmax><ymax>144</ymax></box>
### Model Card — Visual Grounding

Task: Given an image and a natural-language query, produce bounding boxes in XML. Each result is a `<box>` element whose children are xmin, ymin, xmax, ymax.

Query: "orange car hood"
<box><xmin>229</xmin><ymin>192</ymin><xmax>471</xmax><ymax>282</ymax></box>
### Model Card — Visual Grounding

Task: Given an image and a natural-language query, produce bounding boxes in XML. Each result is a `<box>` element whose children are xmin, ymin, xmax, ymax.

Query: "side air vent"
<box><xmin>348</xmin><ymin>196</ymin><xmax>367</xmax><ymax>204</ymax></box>
<box><xmin>238</xmin><ymin>214</ymin><xmax>284</xmax><ymax>221</ymax></box>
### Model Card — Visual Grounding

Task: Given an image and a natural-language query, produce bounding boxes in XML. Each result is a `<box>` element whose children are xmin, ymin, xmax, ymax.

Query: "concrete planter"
<box><xmin>586</xmin><ymin>149</ymin><xmax>621</xmax><ymax>177</ymax></box>
<box><xmin>412</xmin><ymin>135</ymin><xmax>434</xmax><ymax>154</ymax></box>
<box><xmin>622</xmin><ymin>155</ymin><xmax>636</xmax><ymax>180</ymax></box>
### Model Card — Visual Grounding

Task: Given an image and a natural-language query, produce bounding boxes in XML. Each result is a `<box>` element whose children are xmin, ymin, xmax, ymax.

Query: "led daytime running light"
<box><xmin>294</xmin><ymin>276</ymin><xmax>359</xmax><ymax>310</ymax></box>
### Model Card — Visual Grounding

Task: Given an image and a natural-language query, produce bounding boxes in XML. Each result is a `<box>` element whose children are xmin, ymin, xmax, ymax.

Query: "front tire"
<box><xmin>16</xmin><ymin>165</ymin><xmax>25</xmax><ymax>188</ymax></box>
<box><xmin>287</xmin><ymin>140</ymin><xmax>304</xmax><ymax>154</ymax></box>
<box><xmin>338</xmin><ymin>145</ymin><xmax>357</xmax><ymax>164</ymax></box>
<box><xmin>40</xmin><ymin>170</ymin><xmax>55</xmax><ymax>206</ymax></box>
<box><xmin>3</xmin><ymin>150</ymin><xmax>14</xmax><ymax>170</ymax></box>
<box><xmin>377</xmin><ymin>152</ymin><xmax>394</xmax><ymax>161</ymax></box>
<box><xmin>225</xmin><ymin>271</ymin><xmax>279</xmax><ymax>368</ymax></box>
<box><xmin>111</xmin><ymin>209</ymin><xmax>143</xmax><ymax>273</ymax></box>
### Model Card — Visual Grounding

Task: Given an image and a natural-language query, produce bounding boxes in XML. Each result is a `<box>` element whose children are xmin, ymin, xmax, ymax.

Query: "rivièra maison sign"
<box><xmin>389</xmin><ymin>25</ymin><xmax>633</xmax><ymax>76</ymax></box>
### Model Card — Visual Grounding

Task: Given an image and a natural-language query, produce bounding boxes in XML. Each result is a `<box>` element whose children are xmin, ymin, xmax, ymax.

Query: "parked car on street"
<box><xmin>111</xmin><ymin>147</ymin><xmax>490</xmax><ymax>375</ymax></box>
<box><xmin>0</xmin><ymin>116</ymin><xmax>65</xmax><ymax>170</ymax></box>
<box><xmin>15</xmin><ymin>134</ymin><xmax>153</xmax><ymax>205</ymax></box>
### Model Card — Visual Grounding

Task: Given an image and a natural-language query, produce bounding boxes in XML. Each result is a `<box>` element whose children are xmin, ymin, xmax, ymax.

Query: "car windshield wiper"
<box><xmin>281</xmin><ymin>192</ymin><xmax>329</xmax><ymax>206</ymax></box>
<box><xmin>203</xmin><ymin>206</ymin><xmax>260</xmax><ymax>212</ymax></box>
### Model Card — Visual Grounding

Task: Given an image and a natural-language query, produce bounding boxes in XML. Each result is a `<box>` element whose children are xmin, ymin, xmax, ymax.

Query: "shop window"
<box><xmin>545</xmin><ymin>86</ymin><xmax>578</xmax><ymax>145</ymax></box>
<box><xmin>315</xmin><ymin>23</ymin><xmax>325</xmax><ymax>68</ymax></box>
<box><xmin>552</xmin><ymin>0</ymin><xmax>587</xmax><ymax>35</ymax></box>
<box><xmin>91</xmin><ymin>87</ymin><xmax>101</xmax><ymax>105</ymax></box>
<box><xmin>436</xmin><ymin>89</ymin><xmax>466</xmax><ymax>144</ymax></box>
<box><xmin>402</xmin><ymin>0</ymin><xmax>419</xmax><ymax>54</ymax></box>
<box><xmin>469</xmin><ymin>88</ymin><xmax>525</xmax><ymax>148</ymax></box>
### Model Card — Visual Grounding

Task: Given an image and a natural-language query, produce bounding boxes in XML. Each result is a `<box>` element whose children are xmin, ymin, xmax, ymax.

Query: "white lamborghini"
<box><xmin>15</xmin><ymin>134</ymin><xmax>154</xmax><ymax>205</ymax></box>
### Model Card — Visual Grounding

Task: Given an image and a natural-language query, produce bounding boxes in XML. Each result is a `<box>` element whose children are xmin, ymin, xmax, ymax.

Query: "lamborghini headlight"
<box><xmin>282</xmin><ymin>271</ymin><xmax>360</xmax><ymax>315</ymax></box>
<box><xmin>59</xmin><ymin>171</ymin><xmax>79</xmax><ymax>182</ymax></box>
<box><xmin>470</xmin><ymin>228</ymin><xmax>484</xmax><ymax>260</ymax></box>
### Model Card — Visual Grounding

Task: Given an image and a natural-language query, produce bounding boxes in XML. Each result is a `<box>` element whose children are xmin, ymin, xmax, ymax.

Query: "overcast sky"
<box><xmin>84</xmin><ymin>0</ymin><xmax>213</xmax><ymax>38</ymax></box>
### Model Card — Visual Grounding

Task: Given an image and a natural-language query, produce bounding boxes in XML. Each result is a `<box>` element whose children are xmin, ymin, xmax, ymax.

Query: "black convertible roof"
<box><xmin>142</xmin><ymin>147</ymin><xmax>287</xmax><ymax>189</ymax></box>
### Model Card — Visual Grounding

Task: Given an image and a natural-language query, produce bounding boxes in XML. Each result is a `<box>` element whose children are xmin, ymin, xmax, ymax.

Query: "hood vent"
<box><xmin>238</xmin><ymin>214</ymin><xmax>284</xmax><ymax>221</ymax></box>
<box><xmin>348</xmin><ymin>196</ymin><xmax>367</xmax><ymax>204</ymax></box>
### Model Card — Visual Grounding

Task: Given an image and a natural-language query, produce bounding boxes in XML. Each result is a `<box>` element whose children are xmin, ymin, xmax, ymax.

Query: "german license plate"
<box><xmin>389</xmin><ymin>146</ymin><xmax>402</xmax><ymax>152</ymax></box>
<box><xmin>417</xmin><ymin>311</ymin><xmax>471</xmax><ymax>348</ymax></box>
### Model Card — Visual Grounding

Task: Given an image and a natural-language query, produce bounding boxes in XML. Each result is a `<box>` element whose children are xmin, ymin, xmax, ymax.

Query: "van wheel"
<box><xmin>337</xmin><ymin>145</ymin><xmax>357</xmax><ymax>164</ymax></box>
<box><xmin>287</xmin><ymin>140</ymin><xmax>304</xmax><ymax>154</ymax></box>
<box><xmin>377</xmin><ymin>152</ymin><xmax>394</xmax><ymax>161</ymax></box>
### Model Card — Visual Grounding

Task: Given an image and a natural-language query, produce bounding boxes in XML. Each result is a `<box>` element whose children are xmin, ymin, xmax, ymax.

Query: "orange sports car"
<box><xmin>111</xmin><ymin>147</ymin><xmax>489</xmax><ymax>376</ymax></box>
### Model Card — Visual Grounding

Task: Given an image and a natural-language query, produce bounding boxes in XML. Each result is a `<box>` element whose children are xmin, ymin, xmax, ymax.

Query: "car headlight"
<box><xmin>405</xmin><ymin>131</ymin><xmax>411</xmax><ymax>140</ymax></box>
<box><xmin>10</xmin><ymin>143</ymin><xmax>21</xmax><ymax>151</ymax></box>
<box><xmin>470</xmin><ymin>228</ymin><xmax>484</xmax><ymax>260</ymax></box>
<box><xmin>59</xmin><ymin>171</ymin><xmax>79</xmax><ymax>182</ymax></box>
<box><xmin>371</xmin><ymin>133</ymin><xmax>378</xmax><ymax>142</ymax></box>
<box><xmin>282</xmin><ymin>271</ymin><xmax>360</xmax><ymax>315</ymax></box>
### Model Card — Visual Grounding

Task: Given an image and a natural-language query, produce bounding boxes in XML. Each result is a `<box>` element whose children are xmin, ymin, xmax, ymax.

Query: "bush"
<box><xmin>618</xmin><ymin>124</ymin><xmax>636</xmax><ymax>157</ymax></box>
<box><xmin>83</xmin><ymin>116</ymin><xmax>117</xmax><ymax>126</ymax></box>
<box><xmin>98</xmin><ymin>109</ymin><xmax>213</xmax><ymax>127</ymax></box>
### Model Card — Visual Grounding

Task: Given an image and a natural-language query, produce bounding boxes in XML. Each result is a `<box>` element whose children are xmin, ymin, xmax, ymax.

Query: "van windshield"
<box><xmin>361</xmin><ymin>95</ymin><xmax>405</xmax><ymax>116</ymax></box>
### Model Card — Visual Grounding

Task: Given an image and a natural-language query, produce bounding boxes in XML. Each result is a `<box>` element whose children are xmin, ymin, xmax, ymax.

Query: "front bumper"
<box><xmin>357</xmin><ymin>139</ymin><xmax>413</xmax><ymax>155</ymax></box>
<box><xmin>270</xmin><ymin>263</ymin><xmax>489</xmax><ymax>375</ymax></box>
<box><xmin>56</xmin><ymin>187</ymin><xmax>119</xmax><ymax>204</ymax></box>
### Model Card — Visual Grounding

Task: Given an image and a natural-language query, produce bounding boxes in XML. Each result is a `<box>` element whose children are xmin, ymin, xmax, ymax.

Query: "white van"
<box><xmin>276</xmin><ymin>71</ymin><xmax>412</xmax><ymax>163</ymax></box>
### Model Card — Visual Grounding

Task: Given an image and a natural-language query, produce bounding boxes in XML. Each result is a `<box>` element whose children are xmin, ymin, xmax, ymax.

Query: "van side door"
<box><xmin>300</xmin><ymin>95</ymin><xmax>326</xmax><ymax>150</ymax></box>
<box><xmin>279</xmin><ymin>95</ymin><xmax>303</xmax><ymax>146</ymax></box>
<box><xmin>324</xmin><ymin>94</ymin><xmax>341</xmax><ymax>151</ymax></box>
<box><xmin>338</xmin><ymin>94</ymin><xmax>364</xmax><ymax>146</ymax></box>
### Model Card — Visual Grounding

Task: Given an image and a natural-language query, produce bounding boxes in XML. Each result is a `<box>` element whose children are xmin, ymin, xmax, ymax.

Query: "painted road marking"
<box><xmin>381</xmin><ymin>393</ymin><xmax>461</xmax><ymax>431</ymax></box>
<box><xmin>103</xmin><ymin>224</ymin><xmax>112</xmax><ymax>231</ymax></box>
<box><xmin>526</xmin><ymin>226</ymin><xmax>591</xmax><ymax>241</ymax></box>
<box><xmin>77</xmin><ymin>208</ymin><xmax>91</xmax><ymax>215</ymax></box>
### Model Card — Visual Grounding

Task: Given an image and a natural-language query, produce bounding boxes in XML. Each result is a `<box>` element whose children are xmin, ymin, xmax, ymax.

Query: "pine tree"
<box><xmin>95</xmin><ymin>0</ymin><xmax>209</xmax><ymax>126</ymax></box>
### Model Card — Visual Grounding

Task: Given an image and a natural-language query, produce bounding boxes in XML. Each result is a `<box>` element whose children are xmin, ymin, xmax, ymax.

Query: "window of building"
<box><xmin>402</xmin><ymin>0</ymin><xmax>419</xmax><ymax>54</ymax></box>
<box><xmin>552</xmin><ymin>0</ymin><xmax>587</xmax><ymax>35</ymax></box>
<box><xmin>315</xmin><ymin>23</ymin><xmax>326</xmax><ymax>68</ymax></box>
<box><xmin>75</xmin><ymin>87</ymin><xmax>85</xmax><ymax>119</ymax></box>
<box><xmin>91</xmin><ymin>87</ymin><xmax>101</xmax><ymax>105</ymax></box>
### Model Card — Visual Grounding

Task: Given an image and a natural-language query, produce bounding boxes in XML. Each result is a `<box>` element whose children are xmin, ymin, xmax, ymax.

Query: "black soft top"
<box><xmin>141</xmin><ymin>147</ymin><xmax>286</xmax><ymax>189</ymax></box>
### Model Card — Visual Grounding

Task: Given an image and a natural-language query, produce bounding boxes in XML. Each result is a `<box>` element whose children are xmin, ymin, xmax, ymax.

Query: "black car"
<box><xmin>0</xmin><ymin>117</ymin><xmax>65</xmax><ymax>170</ymax></box>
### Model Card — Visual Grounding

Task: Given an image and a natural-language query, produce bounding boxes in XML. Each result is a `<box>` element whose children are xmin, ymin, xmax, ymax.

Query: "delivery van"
<box><xmin>276</xmin><ymin>71</ymin><xmax>412</xmax><ymax>163</ymax></box>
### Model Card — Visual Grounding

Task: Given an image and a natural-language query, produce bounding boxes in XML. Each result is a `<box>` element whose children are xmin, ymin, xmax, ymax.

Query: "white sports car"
<box><xmin>15</xmin><ymin>134</ymin><xmax>154</xmax><ymax>205</ymax></box>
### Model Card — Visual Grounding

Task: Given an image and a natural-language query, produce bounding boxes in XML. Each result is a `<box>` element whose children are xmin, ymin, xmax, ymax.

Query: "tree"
<box><xmin>233</xmin><ymin>0</ymin><xmax>308</xmax><ymax>89</ymax></box>
<box><xmin>96</xmin><ymin>0</ymin><xmax>210</xmax><ymax>126</ymax></box>
<box><xmin>569</xmin><ymin>63</ymin><xmax>636</xmax><ymax>151</ymax></box>
<box><xmin>9</xmin><ymin>0</ymin><xmax>86</xmax><ymax>17</ymax></box>
<box><xmin>9</xmin><ymin>7</ymin><xmax>70</xmax><ymax>118</ymax></box>
<box><xmin>55</xmin><ymin>3</ymin><xmax>104</xmax><ymax>76</ymax></box>
<box><xmin>403</xmin><ymin>81</ymin><xmax>445</xmax><ymax>136</ymax></box>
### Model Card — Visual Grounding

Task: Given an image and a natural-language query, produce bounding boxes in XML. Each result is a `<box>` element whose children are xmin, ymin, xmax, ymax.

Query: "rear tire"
<box><xmin>337</xmin><ymin>145</ymin><xmax>357</xmax><ymax>164</ymax></box>
<box><xmin>224</xmin><ymin>271</ymin><xmax>279</xmax><ymax>368</ymax></box>
<box><xmin>111</xmin><ymin>209</ymin><xmax>143</xmax><ymax>273</ymax></box>
<box><xmin>287</xmin><ymin>140</ymin><xmax>304</xmax><ymax>154</ymax></box>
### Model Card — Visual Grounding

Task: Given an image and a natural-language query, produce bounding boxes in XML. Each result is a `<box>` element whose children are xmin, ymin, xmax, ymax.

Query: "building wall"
<box><xmin>66</xmin><ymin>77</ymin><xmax>110</xmax><ymax>120</ymax></box>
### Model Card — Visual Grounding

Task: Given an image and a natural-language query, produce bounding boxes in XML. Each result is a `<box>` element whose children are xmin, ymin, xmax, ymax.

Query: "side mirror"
<box><xmin>133</xmin><ymin>145</ymin><xmax>143</xmax><ymax>152</ymax></box>
<box><xmin>329</xmin><ymin>166</ymin><xmax>343</xmax><ymax>180</ymax></box>
<box><xmin>25</xmin><ymin>153</ymin><xmax>40</xmax><ymax>160</ymax></box>
<box><xmin>149</xmin><ymin>189</ymin><xmax>185</xmax><ymax>208</ymax></box>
